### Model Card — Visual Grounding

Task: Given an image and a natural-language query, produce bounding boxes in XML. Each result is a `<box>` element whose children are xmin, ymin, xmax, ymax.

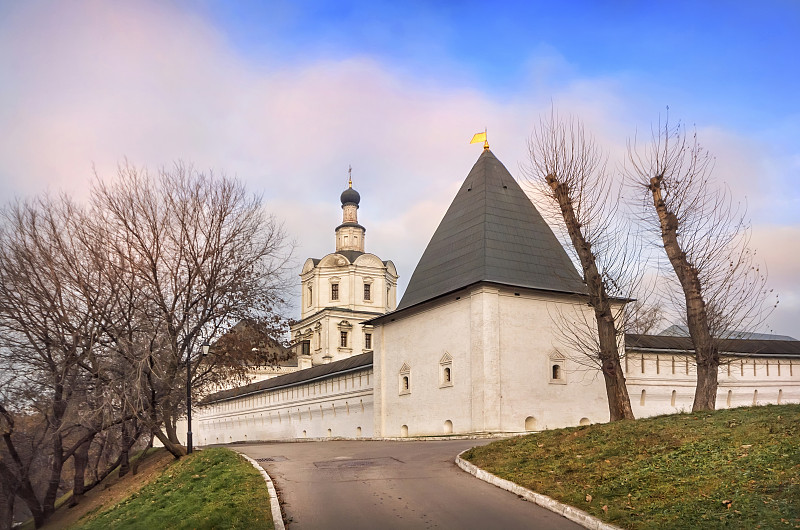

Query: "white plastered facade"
<box><xmin>372</xmin><ymin>285</ymin><xmax>613</xmax><ymax>437</ymax></box>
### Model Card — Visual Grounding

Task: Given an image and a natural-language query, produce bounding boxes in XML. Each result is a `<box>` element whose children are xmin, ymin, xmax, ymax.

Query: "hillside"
<box><xmin>463</xmin><ymin>405</ymin><xmax>800</xmax><ymax>529</ymax></box>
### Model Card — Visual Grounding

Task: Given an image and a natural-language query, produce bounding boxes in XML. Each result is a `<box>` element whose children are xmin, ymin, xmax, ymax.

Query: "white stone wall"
<box><xmin>373</xmin><ymin>285</ymin><xmax>612</xmax><ymax>437</ymax></box>
<box><xmin>180</xmin><ymin>368</ymin><xmax>375</xmax><ymax>446</ymax></box>
<box><xmin>625</xmin><ymin>353</ymin><xmax>800</xmax><ymax>416</ymax></box>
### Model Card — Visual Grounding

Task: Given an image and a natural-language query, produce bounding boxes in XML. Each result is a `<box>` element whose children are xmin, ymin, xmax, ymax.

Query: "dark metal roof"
<box><xmin>201</xmin><ymin>352</ymin><xmax>373</xmax><ymax>404</ymax></box>
<box><xmin>340</xmin><ymin>187</ymin><xmax>361</xmax><ymax>205</ymax></box>
<box><xmin>658</xmin><ymin>325</ymin><xmax>797</xmax><ymax>341</ymax></box>
<box><xmin>396</xmin><ymin>149</ymin><xmax>586</xmax><ymax>311</ymax></box>
<box><xmin>335</xmin><ymin>250</ymin><xmax>365</xmax><ymax>263</ymax></box>
<box><xmin>625</xmin><ymin>333</ymin><xmax>800</xmax><ymax>356</ymax></box>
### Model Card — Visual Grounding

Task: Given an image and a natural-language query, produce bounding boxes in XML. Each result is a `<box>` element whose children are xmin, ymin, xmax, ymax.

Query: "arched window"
<box><xmin>549</xmin><ymin>353</ymin><xmax>566</xmax><ymax>384</ymax></box>
<box><xmin>399</xmin><ymin>363</ymin><xmax>411</xmax><ymax>395</ymax></box>
<box><xmin>440</xmin><ymin>353</ymin><xmax>453</xmax><ymax>388</ymax></box>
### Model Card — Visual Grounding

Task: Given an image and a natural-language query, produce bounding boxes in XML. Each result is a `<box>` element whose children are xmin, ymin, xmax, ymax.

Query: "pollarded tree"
<box><xmin>627</xmin><ymin>118</ymin><xmax>776</xmax><ymax>411</ymax></box>
<box><xmin>526</xmin><ymin>112</ymin><xmax>636</xmax><ymax>421</ymax></box>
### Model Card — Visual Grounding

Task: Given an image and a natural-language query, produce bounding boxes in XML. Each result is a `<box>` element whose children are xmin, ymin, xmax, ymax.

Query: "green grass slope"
<box><xmin>463</xmin><ymin>404</ymin><xmax>800</xmax><ymax>529</ymax></box>
<box><xmin>74</xmin><ymin>448</ymin><xmax>274</xmax><ymax>530</ymax></box>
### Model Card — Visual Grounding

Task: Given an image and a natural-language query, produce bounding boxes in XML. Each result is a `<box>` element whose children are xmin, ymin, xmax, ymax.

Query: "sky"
<box><xmin>0</xmin><ymin>0</ymin><xmax>798</xmax><ymax>335</ymax></box>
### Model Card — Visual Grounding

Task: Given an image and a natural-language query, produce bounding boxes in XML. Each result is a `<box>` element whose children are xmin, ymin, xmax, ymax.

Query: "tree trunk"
<box><xmin>118</xmin><ymin>421</ymin><xmax>133</xmax><ymax>478</ymax></box>
<box><xmin>40</xmin><ymin>432</ymin><xmax>64</xmax><ymax>523</ymax></box>
<box><xmin>154</xmin><ymin>428</ymin><xmax>185</xmax><ymax>459</ymax></box>
<box><xmin>598</xmin><ymin>316</ymin><xmax>635</xmax><ymax>421</ymax></box>
<box><xmin>132</xmin><ymin>435</ymin><xmax>154</xmax><ymax>475</ymax></box>
<box><xmin>41</xmin><ymin>384</ymin><xmax>68</xmax><ymax>523</ymax></box>
<box><xmin>0</xmin><ymin>478</ymin><xmax>14</xmax><ymax>530</ymax></box>
<box><xmin>693</xmin><ymin>347</ymin><xmax>720</xmax><ymax>410</ymax></box>
<box><xmin>648</xmin><ymin>176</ymin><xmax>718</xmax><ymax>411</ymax></box>
<box><xmin>163</xmin><ymin>408</ymin><xmax>181</xmax><ymax>445</ymax></box>
<box><xmin>0</xmin><ymin>432</ymin><xmax>45</xmax><ymax>528</ymax></box>
<box><xmin>548</xmin><ymin>174</ymin><xmax>635</xmax><ymax>420</ymax></box>
<box><xmin>68</xmin><ymin>434</ymin><xmax>94</xmax><ymax>508</ymax></box>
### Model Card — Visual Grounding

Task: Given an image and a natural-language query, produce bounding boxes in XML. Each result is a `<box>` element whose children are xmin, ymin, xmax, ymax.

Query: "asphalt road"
<box><xmin>234</xmin><ymin>439</ymin><xmax>583</xmax><ymax>530</ymax></box>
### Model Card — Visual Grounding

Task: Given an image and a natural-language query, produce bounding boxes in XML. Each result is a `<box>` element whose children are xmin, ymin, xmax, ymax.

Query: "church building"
<box><xmin>290</xmin><ymin>174</ymin><xmax>397</xmax><ymax>368</ymax></box>
<box><xmin>191</xmin><ymin>146</ymin><xmax>800</xmax><ymax>445</ymax></box>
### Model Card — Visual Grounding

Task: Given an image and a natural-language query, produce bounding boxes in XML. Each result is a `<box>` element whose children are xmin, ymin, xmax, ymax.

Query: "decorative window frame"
<box><xmin>362</xmin><ymin>278</ymin><xmax>373</xmax><ymax>303</ymax></box>
<box><xmin>549</xmin><ymin>352</ymin><xmax>567</xmax><ymax>384</ymax></box>
<box><xmin>399</xmin><ymin>362</ymin><xmax>411</xmax><ymax>395</ymax></box>
<box><xmin>328</xmin><ymin>276</ymin><xmax>342</xmax><ymax>302</ymax></box>
<box><xmin>439</xmin><ymin>352</ymin><xmax>453</xmax><ymax>388</ymax></box>
<box><xmin>361</xmin><ymin>323</ymin><xmax>374</xmax><ymax>353</ymax></box>
<box><xmin>337</xmin><ymin>320</ymin><xmax>353</xmax><ymax>352</ymax></box>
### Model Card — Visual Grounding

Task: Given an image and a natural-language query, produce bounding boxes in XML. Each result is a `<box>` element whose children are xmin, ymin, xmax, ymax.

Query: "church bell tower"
<box><xmin>290</xmin><ymin>169</ymin><xmax>398</xmax><ymax>367</ymax></box>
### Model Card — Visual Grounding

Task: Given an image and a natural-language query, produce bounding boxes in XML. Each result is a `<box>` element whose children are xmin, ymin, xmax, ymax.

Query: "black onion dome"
<box><xmin>340</xmin><ymin>187</ymin><xmax>360</xmax><ymax>206</ymax></box>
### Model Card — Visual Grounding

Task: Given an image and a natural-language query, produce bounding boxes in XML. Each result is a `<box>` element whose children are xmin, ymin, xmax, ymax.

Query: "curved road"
<box><xmin>234</xmin><ymin>439</ymin><xmax>582</xmax><ymax>529</ymax></box>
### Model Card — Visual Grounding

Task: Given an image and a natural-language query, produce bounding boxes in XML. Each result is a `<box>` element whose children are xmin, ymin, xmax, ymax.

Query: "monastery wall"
<box><xmin>176</xmin><ymin>368</ymin><xmax>374</xmax><ymax>446</ymax></box>
<box><xmin>625</xmin><ymin>353</ymin><xmax>800</xmax><ymax>417</ymax></box>
<box><xmin>173</xmin><ymin>343</ymin><xmax>799</xmax><ymax>446</ymax></box>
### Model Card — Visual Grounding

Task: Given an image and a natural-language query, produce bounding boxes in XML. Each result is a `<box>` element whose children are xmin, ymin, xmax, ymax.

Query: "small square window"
<box><xmin>364</xmin><ymin>284</ymin><xmax>371</xmax><ymax>301</ymax></box>
<box><xmin>331</xmin><ymin>283</ymin><xmax>339</xmax><ymax>301</ymax></box>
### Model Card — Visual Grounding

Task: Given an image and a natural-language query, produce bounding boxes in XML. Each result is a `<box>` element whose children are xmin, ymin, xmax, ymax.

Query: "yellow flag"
<box><xmin>470</xmin><ymin>131</ymin><xmax>487</xmax><ymax>144</ymax></box>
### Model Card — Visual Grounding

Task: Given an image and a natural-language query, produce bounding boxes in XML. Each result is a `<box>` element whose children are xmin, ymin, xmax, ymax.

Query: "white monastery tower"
<box><xmin>290</xmin><ymin>175</ymin><xmax>398</xmax><ymax>367</ymax></box>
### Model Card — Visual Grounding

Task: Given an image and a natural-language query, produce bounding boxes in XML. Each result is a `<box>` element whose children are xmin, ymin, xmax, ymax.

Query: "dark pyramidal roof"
<box><xmin>396</xmin><ymin>149</ymin><xmax>587</xmax><ymax>311</ymax></box>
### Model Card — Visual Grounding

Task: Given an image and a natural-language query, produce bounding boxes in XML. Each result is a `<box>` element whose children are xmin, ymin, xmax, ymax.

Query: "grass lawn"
<box><xmin>462</xmin><ymin>404</ymin><xmax>800</xmax><ymax>529</ymax></box>
<box><xmin>74</xmin><ymin>448</ymin><xmax>274</xmax><ymax>529</ymax></box>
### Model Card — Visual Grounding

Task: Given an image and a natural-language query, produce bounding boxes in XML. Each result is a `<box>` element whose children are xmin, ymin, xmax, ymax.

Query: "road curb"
<box><xmin>455</xmin><ymin>449</ymin><xmax>620</xmax><ymax>530</ymax></box>
<box><xmin>237</xmin><ymin>452</ymin><xmax>285</xmax><ymax>530</ymax></box>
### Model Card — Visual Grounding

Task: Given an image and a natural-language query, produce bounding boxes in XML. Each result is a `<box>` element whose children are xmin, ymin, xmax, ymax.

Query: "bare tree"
<box><xmin>92</xmin><ymin>162</ymin><xmax>292</xmax><ymax>456</ymax></box>
<box><xmin>625</xmin><ymin>299</ymin><xmax>666</xmax><ymax>335</ymax></box>
<box><xmin>0</xmin><ymin>196</ymin><xmax>117</xmax><ymax>526</ymax></box>
<box><xmin>627</xmin><ymin>118</ymin><xmax>776</xmax><ymax>411</ymax></box>
<box><xmin>526</xmin><ymin>112</ymin><xmax>636</xmax><ymax>421</ymax></box>
<box><xmin>0</xmin><ymin>161</ymin><xmax>292</xmax><ymax>527</ymax></box>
